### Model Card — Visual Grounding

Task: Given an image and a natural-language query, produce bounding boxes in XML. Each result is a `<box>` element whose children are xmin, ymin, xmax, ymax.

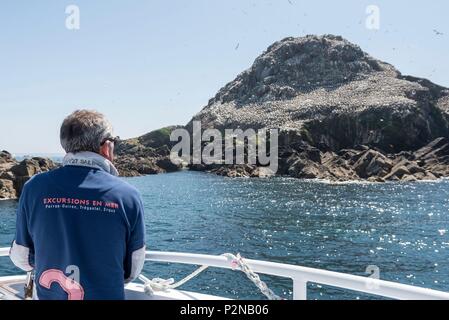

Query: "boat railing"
<box><xmin>1</xmin><ymin>247</ymin><xmax>449</xmax><ymax>300</ymax></box>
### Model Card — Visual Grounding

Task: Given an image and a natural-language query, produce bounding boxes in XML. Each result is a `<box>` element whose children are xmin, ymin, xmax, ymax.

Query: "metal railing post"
<box><xmin>293</xmin><ymin>278</ymin><xmax>307</xmax><ymax>300</ymax></box>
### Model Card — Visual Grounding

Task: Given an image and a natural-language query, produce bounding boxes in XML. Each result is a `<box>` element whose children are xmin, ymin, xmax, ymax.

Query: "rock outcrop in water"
<box><xmin>184</xmin><ymin>35</ymin><xmax>449</xmax><ymax>181</ymax></box>
<box><xmin>116</xmin><ymin>35</ymin><xmax>449</xmax><ymax>182</ymax></box>
<box><xmin>186</xmin><ymin>137</ymin><xmax>449</xmax><ymax>182</ymax></box>
<box><xmin>0</xmin><ymin>151</ymin><xmax>58</xmax><ymax>200</ymax></box>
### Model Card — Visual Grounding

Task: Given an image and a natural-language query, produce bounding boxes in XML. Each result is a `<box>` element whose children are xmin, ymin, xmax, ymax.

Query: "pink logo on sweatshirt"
<box><xmin>39</xmin><ymin>269</ymin><xmax>84</xmax><ymax>300</ymax></box>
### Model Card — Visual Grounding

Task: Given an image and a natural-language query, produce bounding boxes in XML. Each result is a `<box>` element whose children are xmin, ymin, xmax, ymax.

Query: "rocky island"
<box><xmin>116</xmin><ymin>34</ymin><xmax>449</xmax><ymax>182</ymax></box>
<box><xmin>3</xmin><ymin>35</ymin><xmax>449</xmax><ymax>187</ymax></box>
<box><xmin>0</xmin><ymin>151</ymin><xmax>58</xmax><ymax>200</ymax></box>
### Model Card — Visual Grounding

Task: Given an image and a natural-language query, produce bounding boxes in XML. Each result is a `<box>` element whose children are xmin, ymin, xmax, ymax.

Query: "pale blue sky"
<box><xmin>1</xmin><ymin>0</ymin><xmax>448</xmax><ymax>153</ymax></box>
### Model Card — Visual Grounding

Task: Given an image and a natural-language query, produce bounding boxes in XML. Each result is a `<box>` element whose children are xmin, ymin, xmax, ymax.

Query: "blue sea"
<box><xmin>1</xmin><ymin>171</ymin><xmax>449</xmax><ymax>300</ymax></box>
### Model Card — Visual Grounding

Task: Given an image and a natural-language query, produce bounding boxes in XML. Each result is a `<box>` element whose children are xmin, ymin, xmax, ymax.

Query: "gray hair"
<box><xmin>60</xmin><ymin>110</ymin><xmax>114</xmax><ymax>153</ymax></box>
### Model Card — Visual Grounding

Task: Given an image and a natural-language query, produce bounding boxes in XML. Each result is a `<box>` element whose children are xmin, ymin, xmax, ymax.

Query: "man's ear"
<box><xmin>99</xmin><ymin>141</ymin><xmax>114</xmax><ymax>162</ymax></box>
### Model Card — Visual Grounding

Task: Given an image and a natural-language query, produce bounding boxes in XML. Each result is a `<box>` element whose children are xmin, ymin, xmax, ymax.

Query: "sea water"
<box><xmin>1</xmin><ymin>171</ymin><xmax>448</xmax><ymax>299</ymax></box>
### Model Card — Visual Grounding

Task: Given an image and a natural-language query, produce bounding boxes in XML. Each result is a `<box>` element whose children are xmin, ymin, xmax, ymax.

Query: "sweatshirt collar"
<box><xmin>63</xmin><ymin>151</ymin><xmax>119</xmax><ymax>177</ymax></box>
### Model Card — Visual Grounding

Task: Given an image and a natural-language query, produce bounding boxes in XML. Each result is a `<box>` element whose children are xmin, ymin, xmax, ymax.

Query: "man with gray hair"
<box><xmin>10</xmin><ymin>110</ymin><xmax>146</xmax><ymax>300</ymax></box>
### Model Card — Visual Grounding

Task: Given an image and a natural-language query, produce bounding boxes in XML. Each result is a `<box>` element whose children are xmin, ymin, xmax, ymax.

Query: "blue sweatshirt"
<box><xmin>10</xmin><ymin>160</ymin><xmax>146</xmax><ymax>300</ymax></box>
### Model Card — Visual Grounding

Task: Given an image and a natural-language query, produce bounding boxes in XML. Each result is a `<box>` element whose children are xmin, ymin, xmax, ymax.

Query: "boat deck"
<box><xmin>0</xmin><ymin>275</ymin><xmax>228</xmax><ymax>300</ymax></box>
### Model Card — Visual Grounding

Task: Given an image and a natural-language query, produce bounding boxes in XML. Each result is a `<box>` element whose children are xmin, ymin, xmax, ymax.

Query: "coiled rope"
<box><xmin>138</xmin><ymin>253</ymin><xmax>283</xmax><ymax>300</ymax></box>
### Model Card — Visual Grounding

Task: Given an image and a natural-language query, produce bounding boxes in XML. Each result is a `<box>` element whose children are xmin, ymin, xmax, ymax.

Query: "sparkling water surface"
<box><xmin>1</xmin><ymin>171</ymin><xmax>448</xmax><ymax>299</ymax></box>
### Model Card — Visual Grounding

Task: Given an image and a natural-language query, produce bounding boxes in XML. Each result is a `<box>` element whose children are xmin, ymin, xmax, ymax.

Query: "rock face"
<box><xmin>0</xmin><ymin>151</ymin><xmax>18</xmax><ymax>200</ymax></box>
<box><xmin>114</xmin><ymin>126</ymin><xmax>183</xmax><ymax>177</ymax></box>
<box><xmin>0</xmin><ymin>151</ymin><xmax>58</xmax><ymax>200</ymax></box>
<box><xmin>279</xmin><ymin>138</ymin><xmax>449</xmax><ymax>182</ymax></box>
<box><xmin>183</xmin><ymin>35</ymin><xmax>449</xmax><ymax>182</ymax></box>
<box><xmin>114</xmin><ymin>35</ymin><xmax>449</xmax><ymax>182</ymax></box>
<box><xmin>188</xmin><ymin>137</ymin><xmax>449</xmax><ymax>182</ymax></box>
<box><xmin>191</xmin><ymin>35</ymin><xmax>449</xmax><ymax>152</ymax></box>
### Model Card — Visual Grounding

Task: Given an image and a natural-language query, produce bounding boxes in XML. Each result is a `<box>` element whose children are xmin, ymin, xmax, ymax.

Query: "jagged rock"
<box><xmin>250</xmin><ymin>167</ymin><xmax>276</xmax><ymax>178</ymax></box>
<box><xmin>402</xmin><ymin>174</ymin><xmax>418</xmax><ymax>182</ymax></box>
<box><xmin>406</xmin><ymin>163</ymin><xmax>425</xmax><ymax>174</ymax></box>
<box><xmin>139</xmin><ymin>164</ymin><xmax>162</xmax><ymax>175</ymax></box>
<box><xmin>212</xmin><ymin>165</ymin><xmax>253</xmax><ymax>178</ymax></box>
<box><xmin>287</xmin><ymin>157</ymin><xmax>322</xmax><ymax>179</ymax></box>
<box><xmin>156</xmin><ymin>158</ymin><xmax>180</xmax><ymax>173</ymax></box>
<box><xmin>353</xmin><ymin>150</ymin><xmax>392</xmax><ymax>178</ymax></box>
<box><xmin>0</xmin><ymin>151</ymin><xmax>13</xmax><ymax>164</ymax></box>
<box><xmin>181</xmin><ymin>137</ymin><xmax>449</xmax><ymax>182</ymax></box>
<box><xmin>114</xmin><ymin>155</ymin><xmax>162</xmax><ymax>177</ymax></box>
<box><xmin>414</xmin><ymin>137</ymin><xmax>449</xmax><ymax>160</ymax></box>
<box><xmin>189</xmin><ymin>164</ymin><xmax>207</xmax><ymax>171</ymax></box>
<box><xmin>384</xmin><ymin>165</ymin><xmax>410</xmax><ymax>181</ymax></box>
<box><xmin>424</xmin><ymin>172</ymin><xmax>438</xmax><ymax>180</ymax></box>
<box><xmin>11</xmin><ymin>159</ymin><xmax>39</xmax><ymax>177</ymax></box>
<box><xmin>10</xmin><ymin>158</ymin><xmax>58</xmax><ymax>196</ymax></box>
<box><xmin>0</xmin><ymin>171</ymin><xmax>14</xmax><ymax>180</ymax></box>
<box><xmin>0</xmin><ymin>179</ymin><xmax>16</xmax><ymax>200</ymax></box>
<box><xmin>0</xmin><ymin>153</ymin><xmax>57</xmax><ymax>199</ymax></box>
<box><xmin>367</xmin><ymin>176</ymin><xmax>386</xmax><ymax>183</ymax></box>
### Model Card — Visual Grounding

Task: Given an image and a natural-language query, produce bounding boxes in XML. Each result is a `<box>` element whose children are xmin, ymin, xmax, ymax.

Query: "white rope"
<box><xmin>138</xmin><ymin>265</ymin><xmax>209</xmax><ymax>296</ymax></box>
<box><xmin>139</xmin><ymin>253</ymin><xmax>284</xmax><ymax>300</ymax></box>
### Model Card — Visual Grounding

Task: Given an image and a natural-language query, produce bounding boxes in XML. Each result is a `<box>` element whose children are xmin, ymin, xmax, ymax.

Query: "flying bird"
<box><xmin>433</xmin><ymin>29</ymin><xmax>444</xmax><ymax>36</ymax></box>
